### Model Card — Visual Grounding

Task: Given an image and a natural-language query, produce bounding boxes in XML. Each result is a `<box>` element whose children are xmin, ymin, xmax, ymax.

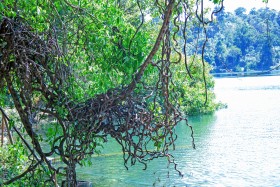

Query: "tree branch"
<box><xmin>125</xmin><ymin>0</ymin><xmax>175</xmax><ymax>93</ymax></box>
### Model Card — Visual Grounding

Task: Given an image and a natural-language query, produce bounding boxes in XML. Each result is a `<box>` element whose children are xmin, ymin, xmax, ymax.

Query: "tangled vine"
<box><xmin>0</xmin><ymin>0</ymin><xmax>223</xmax><ymax>186</ymax></box>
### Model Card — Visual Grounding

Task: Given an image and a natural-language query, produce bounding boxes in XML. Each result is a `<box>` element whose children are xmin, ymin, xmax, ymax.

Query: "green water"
<box><xmin>77</xmin><ymin>76</ymin><xmax>280</xmax><ymax>187</ymax></box>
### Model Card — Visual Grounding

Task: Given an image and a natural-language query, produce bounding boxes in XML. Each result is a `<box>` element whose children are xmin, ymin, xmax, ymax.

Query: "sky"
<box><xmin>221</xmin><ymin>0</ymin><xmax>280</xmax><ymax>12</ymax></box>
<box><xmin>204</xmin><ymin>0</ymin><xmax>280</xmax><ymax>13</ymax></box>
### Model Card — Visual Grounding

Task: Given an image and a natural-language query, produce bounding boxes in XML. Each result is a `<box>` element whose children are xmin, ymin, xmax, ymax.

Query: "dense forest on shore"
<box><xmin>188</xmin><ymin>7</ymin><xmax>280</xmax><ymax>73</ymax></box>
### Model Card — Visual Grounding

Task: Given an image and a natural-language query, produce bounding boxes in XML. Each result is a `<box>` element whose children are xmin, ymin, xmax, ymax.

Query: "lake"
<box><xmin>77</xmin><ymin>76</ymin><xmax>280</xmax><ymax>187</ymax></box>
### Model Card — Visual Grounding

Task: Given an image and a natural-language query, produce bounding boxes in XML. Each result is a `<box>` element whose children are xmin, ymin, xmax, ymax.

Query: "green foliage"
<box><xmin>0</xmin><ymin>142</ymin><xmax>51</xmax><ymax>186</ymax></box>
<box><xmin>172</xmin><ymin>56</ymin><xmax>223</xmax><ymax>115</ymax></box>
<box><xmin>0</xmin><ymin>0</ymin><xmax>154</xmax><ymax>101</ymax></box>
<box><xmin>0</xmin><ymin>142</ymin><xmax>28</xmax><ymax>178</ymax></box>
<box><xmin>209</xmin><ymin>0</ymin><xmax>223</xmax><ymax>4</ymax></box>
<box><xmin>54</xmin><ymin>0</ymin><xmax>154</xmax><ymax>100</ymax></box>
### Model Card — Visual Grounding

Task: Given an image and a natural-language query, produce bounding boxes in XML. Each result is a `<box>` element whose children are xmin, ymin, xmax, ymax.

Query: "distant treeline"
<box><xmin>190</xmin><ymin>7</ymin><xmax>280</xmax><ymax>73</ymax></box>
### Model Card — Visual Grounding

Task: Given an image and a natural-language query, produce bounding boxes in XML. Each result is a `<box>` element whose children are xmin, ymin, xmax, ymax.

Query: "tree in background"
<box><xmin>259</xmin><ymin>42</ymin><xmax>274</xmax><ymax>70</ymax></box>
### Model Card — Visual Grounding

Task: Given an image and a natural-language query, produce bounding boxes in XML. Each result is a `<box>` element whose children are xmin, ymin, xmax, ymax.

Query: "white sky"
<box><xmin>205</xmin><ymin>0</ymin><xmax>280</xmax><ymax>13</ymax></box>
<box><xmin>222</xmin><ymin>0</ymin><xmax>280</xmax><ymax>12</ymax></box>
<box><xmin>224</xmin><ymin>0</ymin><xmax>280</xmax><ymax>12</ymax></box>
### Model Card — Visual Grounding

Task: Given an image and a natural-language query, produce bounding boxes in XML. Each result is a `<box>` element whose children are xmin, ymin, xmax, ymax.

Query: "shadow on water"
<box><xmin>174</xmin><ymin>114</ymin><xmax>217</xmax><ymax>147</ymax></box>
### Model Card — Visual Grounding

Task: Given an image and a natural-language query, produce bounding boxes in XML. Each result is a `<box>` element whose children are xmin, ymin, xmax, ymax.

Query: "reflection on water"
<box><xmin>77</xmin><ymin>76</ymin><xmax>280</xmax><ymax>187</ymax></box>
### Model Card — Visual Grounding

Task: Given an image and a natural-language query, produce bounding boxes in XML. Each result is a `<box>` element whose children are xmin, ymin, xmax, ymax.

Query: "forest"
<box><xmin>206</xmin><ymin>7</ymin><xmax>280</xmax><ymax>72</ymax></box>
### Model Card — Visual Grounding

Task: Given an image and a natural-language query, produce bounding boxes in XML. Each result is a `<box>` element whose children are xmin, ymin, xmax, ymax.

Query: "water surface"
<box><xmin>78</xmin><ymin>76</ymin><xmax>280</xmax><ymax>187</ymax></box>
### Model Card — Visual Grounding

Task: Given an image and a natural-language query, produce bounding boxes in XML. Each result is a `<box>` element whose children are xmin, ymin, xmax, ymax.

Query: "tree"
<box><xmin>234</xmin><ymin>7</ymin><xmax>247</xmax><ymax>17</ymax></box>
<box><xmin>226</xmin><ymin>46</ymin><xmax>242</xmax><ymax>70</ymax></box>
<box><xmin>214</xmin><ymin>40</ymin><xmax>228</xmax><ymax>71</ymax></box>
<box><xmin>259</xmin><ymin>42</ymin><xmax>274</xmax><ymax>70</ymax></box>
